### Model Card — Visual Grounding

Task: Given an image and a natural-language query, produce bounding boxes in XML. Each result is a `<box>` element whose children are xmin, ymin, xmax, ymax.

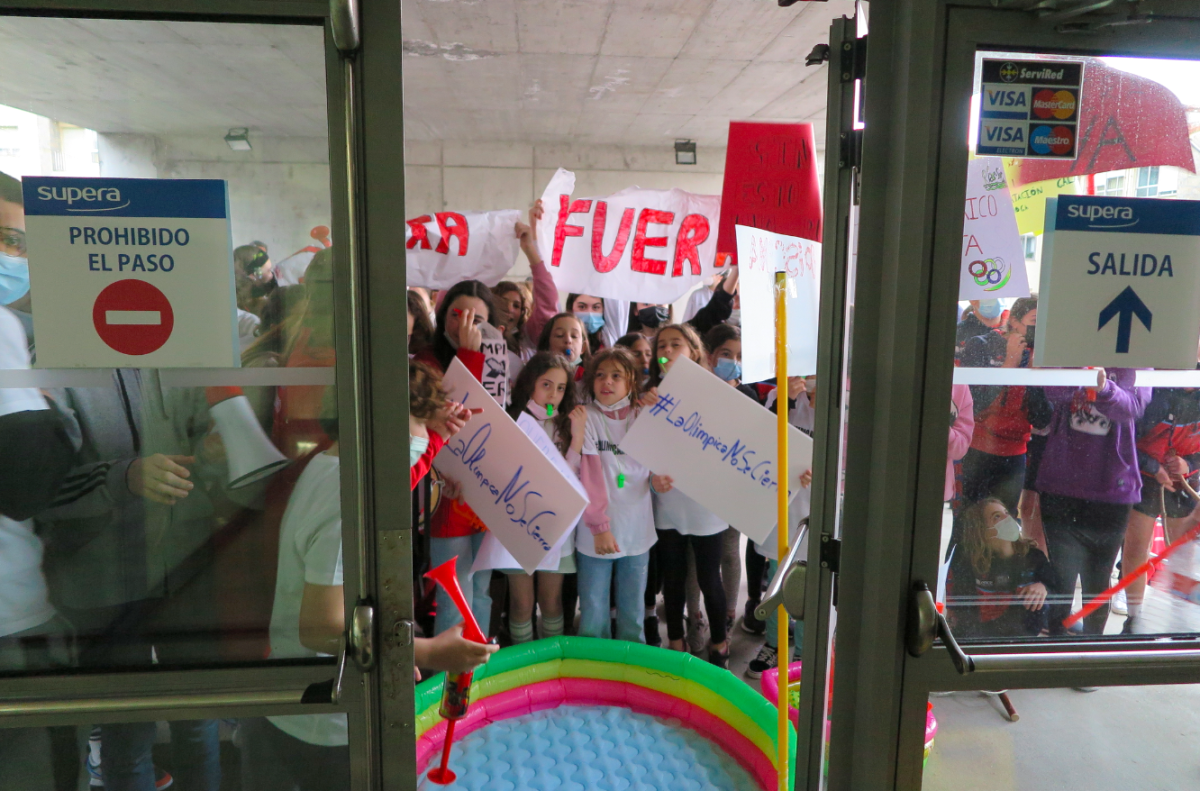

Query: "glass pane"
<box><xmin>922</xmin><ymin>685</ymin><xmax>1200</xmax><ymax>790</ymax></box>
<box><xmin>0</xmin><ymin>18</ymin><xmax>340</xmax><ymax>671</ymax></box>
<box><xmin>0</xmin><ymin>714</ymin><xmax>350</xmax><ymax>791</ymax></box>
<box><xmin>947</xmin><ymin>52</ymin><xmax>1200</xmax><ymax>643</ymax></box>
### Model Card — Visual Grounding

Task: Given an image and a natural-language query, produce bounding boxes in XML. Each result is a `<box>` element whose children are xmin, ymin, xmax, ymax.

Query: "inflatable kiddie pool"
<box><xmin>416</xmin><ymin>636</ymin><xmax>796</xmax><ymax>790</ymax></box>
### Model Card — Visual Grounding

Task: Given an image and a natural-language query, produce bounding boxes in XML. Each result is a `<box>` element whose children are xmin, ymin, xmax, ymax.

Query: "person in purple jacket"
<box><xmin>1036</xmin><ymin>367</ymin><xmax>1150</xmax><ymax>636</ymax></box>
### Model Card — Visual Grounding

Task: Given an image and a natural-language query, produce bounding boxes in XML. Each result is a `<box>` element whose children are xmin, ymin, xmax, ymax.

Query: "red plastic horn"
<box><xmin>425</xmin><ymin>557</ymin><xmax>486</xmax><ymax>644</ymax></box>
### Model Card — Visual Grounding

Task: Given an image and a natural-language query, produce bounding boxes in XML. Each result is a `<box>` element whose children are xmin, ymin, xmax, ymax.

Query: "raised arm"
<box><xmin>520</xmin><ymin>200</ymin><xmax>560</xmax><ymax>346</ymax></box>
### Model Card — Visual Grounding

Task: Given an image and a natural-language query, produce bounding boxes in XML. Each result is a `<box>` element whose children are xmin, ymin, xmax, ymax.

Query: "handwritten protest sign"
<box><xmin>435</xmin><ymin>358</ymin><xmax>588</xmax><ymax>574</ymax></box>
<box><xmin>736</xmin><ymin>225</ymin><xmax>821</xmax><ymax>383</ymax></box>
<box><xmin>1004</xmin><ymin>158</ymin><xmax>1078</xmax><ymax>236</ymax></box>
<box><xmin>535</xmin><ymin>168</ymin><xmax>722</xmax><ymax>304</ymax></box>
<box><xmin>478</xmin><ymin>324</ymin><xmax>509</xmax><ymax>406</ymax></box>
<box><xmin>716</xmin><ymin>122</ymin><xmax>823</xmax><ymax>266</ymax></box>
<box><xmin>473</xmin><ymin>411</ymin><xmax>586</xmax><ymax>573</ymax></box>
<box><xmin>406</xmin><ymin>209</ymin><xmax>521</xmax><ymax>289</ymax></box>
<box><xmin>960</xmin><ymin>157</ymin><xmax>1031</xmax><ymax>299</ymax></box>
<box><xmin>620</xmin><ymin>356</ymin><xmax>813</xmax><ymax>545</ymax></box>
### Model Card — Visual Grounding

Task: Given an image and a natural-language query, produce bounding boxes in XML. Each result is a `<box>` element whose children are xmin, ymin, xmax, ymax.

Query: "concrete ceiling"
<box><xmin>401</xmin><ymin>0</ymin><xmax>855</xmax><ymax>149</ymax></box>
<box><xmin>0</xmin><ymin>18</ymin><xmax>327</xmax><ymax>137</ymax></box>
<box><xmin>0</xmin><ymin>1</ymin><xmax>851</xmax><ymax>148</ymax></box>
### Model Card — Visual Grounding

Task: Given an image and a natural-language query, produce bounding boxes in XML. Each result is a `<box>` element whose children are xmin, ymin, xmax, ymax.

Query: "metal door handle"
<box><xmin>756</xmin><ymin>521</ymin><xmax>810</xmax><ymax>622</ymax></box>
<box><xmin>301</xmin><ymin>602</ymin><xmax>375</xmax><ymax>705</ymax></box>
<box><xmin>906</xmin><ymin>581</ymin><xmax>974</xmax><ymax>674</ymax></box>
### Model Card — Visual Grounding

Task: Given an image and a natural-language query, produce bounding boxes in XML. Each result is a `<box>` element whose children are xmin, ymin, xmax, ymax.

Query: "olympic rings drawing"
<box><xmin>969</xmin><ymin>257</ymin><xmax>1012</xmax><ymax>291</ymax></box>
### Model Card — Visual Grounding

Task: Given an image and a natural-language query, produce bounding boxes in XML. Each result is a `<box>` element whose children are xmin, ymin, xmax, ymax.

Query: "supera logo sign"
<box><xmin>1065</xmin><ymin>202</ymin><xmax>1138</xmax><ymax>229</ymax></box>
<box><xmin>1029</xmin><ymin>124</ymin><xmax>1074</xmax><ymax>156</ymax></box>
<box><xmin>36</xmin><ymin>185</ymin><xmax>130</xmax><ymax>212</ymax></box>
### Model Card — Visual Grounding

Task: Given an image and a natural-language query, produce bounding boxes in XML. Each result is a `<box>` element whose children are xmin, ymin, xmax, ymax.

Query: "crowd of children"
<box><xmin>945</xmin><ymin>296</ymin><xmax>1199</xmax><ymax>648</ymax></box>
<box><xmin>404</xmin><ymin>202</ymin><xmax>810</xmax><ymax>679</ymax></box>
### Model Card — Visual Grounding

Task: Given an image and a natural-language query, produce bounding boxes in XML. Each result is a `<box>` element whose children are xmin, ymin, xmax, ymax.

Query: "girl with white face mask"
<box><xmin>407</xmin><ymin>361</ymin><xmax>473</xmax><ymax>493</ymax></box>
<box><xmin>945</xmin><ymin>498</ymin><xmax>1054</xmax><ymax>639</ymax></box>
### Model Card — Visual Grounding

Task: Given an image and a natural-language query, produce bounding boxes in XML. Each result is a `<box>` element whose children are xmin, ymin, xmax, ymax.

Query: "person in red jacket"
<box><xmin>412</xmin><ymin>280</ymin><xmax>496</xmax><ymax>636</ymax></box>
<box><xmin>408</xmin><ymin>360</ymin><xmax>473</xmax><ymax>490</ymax></box>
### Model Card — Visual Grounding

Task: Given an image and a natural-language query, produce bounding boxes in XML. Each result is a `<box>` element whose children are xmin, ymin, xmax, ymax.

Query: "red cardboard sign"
<box><xmin>716</xmin><ymin>122</ymin><xmax>823</xmax><ymax>266</ymax></box>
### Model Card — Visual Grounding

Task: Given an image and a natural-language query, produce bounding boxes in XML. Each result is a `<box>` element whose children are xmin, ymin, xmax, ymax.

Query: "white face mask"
<box><xmin>990</xmin><ymin>515</ymin><xmax>1021</xmax><ymax>543</ymax></box>
<box><xmin>595</xmin><ymin>394</ymin><xmax>630</xmax><ymax>413</ymax></box>
<box><xmin>409</xmin><ymin>434</ymin><xmax>429</xmax><ymax>467</ymax></box>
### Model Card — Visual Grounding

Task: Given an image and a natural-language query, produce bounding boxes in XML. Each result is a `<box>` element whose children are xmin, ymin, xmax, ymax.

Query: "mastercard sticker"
<box><xmin>1031</xmin><ymin>87</ymin><xmax>1079</xmax><ymax>121</ymax></box>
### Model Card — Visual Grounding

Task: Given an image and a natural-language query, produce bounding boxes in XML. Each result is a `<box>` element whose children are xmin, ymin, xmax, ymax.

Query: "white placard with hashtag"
<box><xmin>620</xmin><ymin>356</ymin><xmax>813</xmax><ymax>544</ymax></box>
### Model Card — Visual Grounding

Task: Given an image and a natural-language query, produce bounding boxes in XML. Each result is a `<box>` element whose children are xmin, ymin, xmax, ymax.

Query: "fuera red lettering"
<box><xmin>434</xmin><ymin>212</ymin><xmax>469</xmax><ymax>255</ymax></box>
<box><xmin>406</xmin><ymin>215</ymin><xmax>432</xmax><ymax>250</ymax></box>
<box><xmin>552</xmin><ymin>195</ymin><xmax>593</xmax><ymax>268</ymax></box>
<box><xmin>630</xmin><ymin>209</ymin><xmax>675</xmax><ymax>276</ymax></box>
<box><xmin>671</xmin><ymin>214</ymin><xmax>709</xmax><ymax>277</ymax></box>
<box><xmin>591</xmin><ymin>201</ymin><xmax>635</xmax><ymax>273</ymax></box>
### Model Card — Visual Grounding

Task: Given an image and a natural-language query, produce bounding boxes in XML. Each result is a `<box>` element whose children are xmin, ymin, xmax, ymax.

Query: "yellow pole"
<box><xmin>774</xmin><ymin>270</ymin><xmax>789</xmax><ymax>791</ymax></box>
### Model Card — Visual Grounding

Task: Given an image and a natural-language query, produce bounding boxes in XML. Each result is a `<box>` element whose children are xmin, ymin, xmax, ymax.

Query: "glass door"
<box><xmin>0</xmin><ymin>1</ymin><xmax>412</xmax><ymax>789</ymax></box>
<box><xmin>820</xmin><ymin>2</ymin><xmax>1200</xmax><ymax>790</ymax></box>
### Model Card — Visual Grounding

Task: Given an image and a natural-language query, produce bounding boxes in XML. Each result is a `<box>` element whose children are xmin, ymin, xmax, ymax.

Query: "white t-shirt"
<box><xmin>266</xmin><ymin>452</ymin><xmax>347</xmax><ymax>747</ymax></box>
<box><xmin>0</xmin><ymin>307</ymin><xmax>55</xmax><ymax>638</ymax></box>
<box><xmin>274</xmin><ymin>249</ymin><xmax>318</xmax><ymax>287</ymax></box>
<box><xmin>237</xmin><ymin>309</ymin><xmax>261</xmax><ymax>352</ymax></box>
<box><xmin>653</xmin><ymin>488</ymin><xmax>725</xmax><ymax>537</ymax></box>
<box><xmin>579</xmin><ymin>404</ymin><xmax>656</xmax><ymax>559</ymax></box>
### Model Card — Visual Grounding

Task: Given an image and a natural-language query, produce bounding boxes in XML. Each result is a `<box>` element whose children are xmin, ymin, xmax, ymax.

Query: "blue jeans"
<box><xmin>102</xmin><ymin>720</ymin><xmax>220</xmax><ymax>791</ymax></box>
<box><xmin>430</xmin><ymin>533</ymin><xmax>493</xmax><ymax>636</ymax></box>
<box><xmin>763</xmin><ymin>559</ymin><xmax>803</xmax><ymax>652</ymax></box>
<box><xmin>577</xmin><ymin>551</ymin><xmax>650</xmax><ymax>642</ymax></box>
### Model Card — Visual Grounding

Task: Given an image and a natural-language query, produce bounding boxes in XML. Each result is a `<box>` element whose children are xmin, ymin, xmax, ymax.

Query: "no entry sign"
<box><xmin>93</xmin><ymin>279</ymin><xmax>175</xmax><ymax>355</ymax></box>
<box><xmin>22</xmin><ymin>177</ymin><xmax>238</xmax><ymax>367</ymax></box>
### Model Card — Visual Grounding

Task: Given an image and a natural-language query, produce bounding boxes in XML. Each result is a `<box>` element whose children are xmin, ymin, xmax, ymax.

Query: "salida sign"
<box><xmin>405</xmin><ymin>209</ymin><xmax>521</xmax><ymax>290</ymax></box>
<box><xmin>536</xmin><ymin>168</ymin><xmax>722</xmax><ymax>304</ymax></box>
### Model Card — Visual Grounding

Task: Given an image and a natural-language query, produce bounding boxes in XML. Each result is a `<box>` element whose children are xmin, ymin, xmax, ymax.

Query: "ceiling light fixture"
<box><xmin>224</xmin><ymin>127</ymin><xmax>252</xmax><ymax>151</ymax></box>
<box><xmin>674</xmin><ymin>139</ymin><xmax>697</xmax><ymax>166</ymax></box>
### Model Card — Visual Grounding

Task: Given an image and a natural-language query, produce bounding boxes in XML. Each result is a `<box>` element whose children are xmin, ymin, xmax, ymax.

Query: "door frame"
<box><xmin>0</xmin><ymin>1</ymin><xmax>414</xmax><ymax>789</ymax></box>
<box><xmin>823</xmin><ymin>1</ymin><xmax>1200</xmax><ymax>789</ymax></box>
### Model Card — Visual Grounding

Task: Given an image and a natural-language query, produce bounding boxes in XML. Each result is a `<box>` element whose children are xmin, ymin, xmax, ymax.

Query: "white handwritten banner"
<box><xmin>472</xmin><ymin>412</ymin><xmax>587</xmax><ymax>573</ymax></box>
<box><xmin>535</xmin><ymin>168</ymin><xmax>723</xmax><ymax>304</ymax></box>
<box><xmin>434</xmin><ymin>358</ymin><xmax>588</xmax><ymax>575</ymax></box>
<box><xmin>620</xmin><ymin>356</ymin><xmax>813</xmax><ymax>545</ymax></box>
<box><xmin>406</xmin><ymin>209</ymin><xmax>521</xmax><ymax>289</ymax></box>
<box><xmin>736</xmin><ymin>225</ymin><xmax>822</xmax><ymax>384</ymax></box>
<box><xmin>960</xmin><ymin>157</ymin><xmax>1031</xmax><ymax>299</ymax></box>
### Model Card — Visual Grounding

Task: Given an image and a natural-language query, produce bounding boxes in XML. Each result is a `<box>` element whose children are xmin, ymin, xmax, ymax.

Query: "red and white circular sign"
<box><xmin>92</xmin><ymin>279</ymin><xmax>175</xmax><ymax>356</ymax></box>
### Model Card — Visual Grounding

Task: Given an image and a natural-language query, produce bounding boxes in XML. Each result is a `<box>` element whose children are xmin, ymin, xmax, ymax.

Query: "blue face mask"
<box><xmin>0</xmin><ymin>253</ymin><xmax>29</xmax><ymax>305</ymax></box>
<box><xmin>713</xmin><ymin>357</ymin><xmax>742</xmax><ymax>382</ymax></box>
<box><xmin>976</xmin><ymin>299</ymin><xmax>1002</xmax><ymax>320</ymax></box>
<box><xmin>409</xmin><ymin>434</ymin><xmax>429</xmax><ymax>467</ymax></box>
<box><xmin>575</xmin><ymin>311</ymin><xmax>605</xmax><ymax>335</ymax></box>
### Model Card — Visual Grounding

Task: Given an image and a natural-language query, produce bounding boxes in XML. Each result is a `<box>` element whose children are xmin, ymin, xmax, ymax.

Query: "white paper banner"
<box><xmin>735</xmin><ymin>225</ymin><xmax>821</xmax><ymax>384</ymax></box>
<box><xmin>535</xmin><ymin>168</ymin><xmax>723</xmax><ymax>304</ymax></box>
<box><xmin>434</xmin><ymin>358</ymin><xmax>588</xmax><ymax>575</ymax></box>
<box><xmin>620</xmin><ymin>356</ymin><xmax>813</xmax><ymax>545</ymax></box>
<box><xmin>960</xmin><ymin>157</ymin><xmax>1031</xmax><ymax>300</ymax></box>
<box><xmin>405</xmin><ymin>209</ymin><xmax>521</xmax><ymax>289</ymax></box>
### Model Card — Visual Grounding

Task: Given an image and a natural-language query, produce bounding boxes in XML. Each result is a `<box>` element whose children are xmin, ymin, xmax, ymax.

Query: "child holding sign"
<box><xmin>578</xmin><ymin>347</ymin><xmax>657</xmax><ymax>642</ymax></box>
<box><xmin>647</xmin><ymin>324</ymin><xmax>731</xmax><ymax>667</ymax></box>
<box><xmin>498</xmin><ymin>353</ymin><xmax>588</xmax><ymax>643</ymax></box>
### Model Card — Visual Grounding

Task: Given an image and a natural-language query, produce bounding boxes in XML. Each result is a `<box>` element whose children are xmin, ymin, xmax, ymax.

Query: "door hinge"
<box><xmin>819</xmin><ymin>535</ymin><xmax>842</xmax><ymax>573</ymax></box>
<box><xmin>838</xmin><ymin>33</ymin><xmax>867</xmax><ymax>84</ymax></box>
<box><xmin>838</xmin><ymin>129</ymin><xmax>862</xmax><ymax>171</ymax></box>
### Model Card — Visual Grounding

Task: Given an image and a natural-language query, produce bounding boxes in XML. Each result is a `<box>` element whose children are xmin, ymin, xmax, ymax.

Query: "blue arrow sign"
<box><xmin>1098</xmin><ymin>286</ymin><xmax>1152</xmax><ymax>354</ymax></box>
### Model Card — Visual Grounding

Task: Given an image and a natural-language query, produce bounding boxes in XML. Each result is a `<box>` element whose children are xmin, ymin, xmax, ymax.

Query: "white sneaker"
<box><xmin>1111</xmin><ymin>590</ymin><xmax>1128</xmax><ymax>616</ymax></box>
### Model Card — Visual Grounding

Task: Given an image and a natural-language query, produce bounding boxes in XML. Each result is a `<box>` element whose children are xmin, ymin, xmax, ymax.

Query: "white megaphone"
<box><xmin>207</xmin><ymin>387</ymin><xmax>291</xmax><ymax>489</ymax></box>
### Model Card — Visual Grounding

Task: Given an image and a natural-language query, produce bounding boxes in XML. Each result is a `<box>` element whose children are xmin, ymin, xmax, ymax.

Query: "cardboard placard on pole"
<box><xmin>735</xmin><ymin>225</ymin><xmax>821</xmax><ymax>383</ymax></box>
<box><xmin>959</xmin><ymin>157</ymin><xmax>1031</xmax><ymax>299</ymax></box>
